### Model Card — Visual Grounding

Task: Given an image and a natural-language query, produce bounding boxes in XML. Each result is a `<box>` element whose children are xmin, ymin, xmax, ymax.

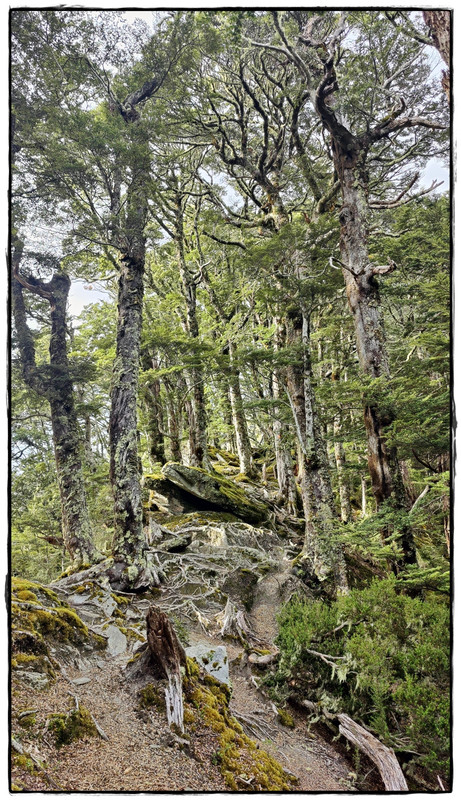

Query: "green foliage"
<box><xmin>272</xmin><ymin>577</ymin><xmax>450</xmax><ymax>785</ymax></box>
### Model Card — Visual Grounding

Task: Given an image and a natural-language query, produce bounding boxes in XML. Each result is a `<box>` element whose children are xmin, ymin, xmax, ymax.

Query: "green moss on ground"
<box><xmin>183</xmin><ymin>666</ymin><xmax>296</xmax><ymax>790</ymax></box>
<box><xmin>277</xmin><ymin>707</ymin><xmax>295</xmax><ymax>728</ymax></box>
<box><xmin>138</xmin><ymin>683</ymin><xmax>165</xmax><ymax>710</ymax></box>
<box><xmin>48</xmin><ymin>706</ymin><xmax>98</xmax><ymax>748</ymax></box>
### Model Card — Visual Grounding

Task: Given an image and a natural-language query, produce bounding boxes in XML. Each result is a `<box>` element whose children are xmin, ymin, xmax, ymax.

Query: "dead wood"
<box><xmin>299</xmin><ymin>700</ymin><xmax>407</xmax><ymax>791</ymax></box>
<box><xmin>337</xmin><ymin>714</ymin><xmax>408</xmax><ymax>791</ymax></box>
<box><xmin>218</xmin><ymin>598</ymin><xmax>260</xmax><ymax>642</ymax></box>
<box><xmin>125</xmin><ymin>606</ymin><xmax>186</xmax><ymax>733</ymax></box>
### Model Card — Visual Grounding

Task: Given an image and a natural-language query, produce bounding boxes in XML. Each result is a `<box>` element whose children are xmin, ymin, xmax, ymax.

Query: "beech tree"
<box><xmin>11</xmin><ymin>9</ymin><xmax>449</xmax><ymax>594</ymax></box>
<box><xmin>12</xmin><ymin>247</ymin><xmax>100</xmax><ymax>568</ymax></box>
<box><xmin>248</xmin><ymin>10</ymin><xmax>448</xmax><ymax>564</ymax></box>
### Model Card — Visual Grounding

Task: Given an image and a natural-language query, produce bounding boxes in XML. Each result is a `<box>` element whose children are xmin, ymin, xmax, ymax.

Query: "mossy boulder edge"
<box><xmin>161</xmin><ymin>463</ymin><xmax>268</xmax><ymax>524</ymax></box>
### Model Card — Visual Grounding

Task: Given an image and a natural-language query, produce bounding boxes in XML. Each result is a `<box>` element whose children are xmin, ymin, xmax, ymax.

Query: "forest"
<box><xmin>10</xmin><ymin>8</ymin><xmax>451</xmax><ymax>794</ymax></box>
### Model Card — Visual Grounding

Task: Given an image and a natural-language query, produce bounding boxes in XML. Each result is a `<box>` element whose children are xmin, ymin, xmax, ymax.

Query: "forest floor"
<box><xmin>11</xmin><ymin>564</ymin><xmax>357</xmax><ymax>792</ymax></box>
<box><xmin>11</xmin><ymin>469</ymin><xmax>377</xmax><ymax>792</ymax></box>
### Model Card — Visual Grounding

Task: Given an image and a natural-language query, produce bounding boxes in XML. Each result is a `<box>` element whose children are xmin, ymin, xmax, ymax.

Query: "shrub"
<box><xmin>272</xmin><ymin>577</ymin><xmax>450</xmax><ymax>787</ymax></box>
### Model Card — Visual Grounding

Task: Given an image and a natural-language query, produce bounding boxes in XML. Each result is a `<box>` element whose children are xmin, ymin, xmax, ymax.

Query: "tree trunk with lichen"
<box><xmin>141</xmin><ymin>351</ymin><xmax>166</xmax><ymax>466</ymax></box>
<box><xmin>272</xmin><ymin>329</ymin><xmax>298</xmax><ymax>515</ymax></box>
<box><xmin>423</xmin><ymin>10</ymin><xmax>450</xmax><ymax>100</ymax></box>
<box><xmin>284</xmin><ymin>309</ymin><xmax>348</xmax><ymax>595</ymax></box>
<box><xmin>107</xmin><ymin>126</ymin><xmax>158</xmax><ymax>591</ymax></box>
<box><xmin>12</xmin><ymin>250</ymin><xmax>99</xmax><ymax>569</ymax></box>
<box><xmin>335</xmin><ymin>143</ymin><xmax>416</xmax><ymax>565</ymax></box>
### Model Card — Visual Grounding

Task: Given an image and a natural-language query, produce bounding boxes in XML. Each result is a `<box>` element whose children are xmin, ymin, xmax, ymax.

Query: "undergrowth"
<box><xmin>266</xmin><ymin>576</ymin><xmax>450</xmax><ymax>789</ymax></box>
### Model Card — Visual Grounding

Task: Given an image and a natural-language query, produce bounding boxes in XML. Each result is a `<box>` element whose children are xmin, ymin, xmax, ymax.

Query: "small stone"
<box><xmin>72</xmin><ymin>677</ymin><xmax>91</xmax><ymax>685</ymax></box>
<box><xmin>185</xmin><ymin>644</ymin><xmax>230</xmax><ymax>686</ymax></box>
<box><xmin>105</xmin><ymin>624</ymin><xmax>127</xmax><ymax>657</ymax></box>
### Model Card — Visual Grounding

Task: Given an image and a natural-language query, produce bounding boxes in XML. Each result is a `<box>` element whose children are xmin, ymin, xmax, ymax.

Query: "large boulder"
<box><xmin>143</xmin><ymin>474</ymin><xmax>205</xmax><ymax>516</ymax></box>
<box><xmin>161</xmin><ymin>463</ymin><xmax>268</xmax><ymax>524</ymax></box>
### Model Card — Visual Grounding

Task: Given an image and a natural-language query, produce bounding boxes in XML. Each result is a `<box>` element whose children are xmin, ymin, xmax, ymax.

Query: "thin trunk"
<box><xmin>218</xmin><ymin>376</ymin><xmax>237</xmax><ymax>453</ymax></box>
<box><xmin>142</xmin><ymin>353</ymin><xmax>166</xmax><ymax>467</ymax></box>
<box><xmin>361</xmin><ymin>476</ymin><xmax>368</xmax><ymax>518</ymax></box>
<box><xmin>228</xmin><ymin>341</ymin><xmax>254</xmax><ymax>476</ymax></box>
<box><xmin>176</xmin><ymin>204</ymin><xmax>211</xmax><ymax>470</ymax></box>
<box><xmin>285</xmin><ymin>309</ymin><xmax>348</xmax><ymax>594</ymax></box>
<box><xmin>334</xmin><ymin>414</ymin><xmax>351</xmax><ymax>523</ymax></box>
<box><xmin>12</xmin><ymin>256</ymin><xmax>98</xmax><ymax>568</ymax></box>
<box><xmin>272</xmin><ymin>368</ymin><xmax>298</xmax><ymax>515</ymax></box>
<box><xmin>76</xmin><ymin>387</ymin><xmax>95</xmax><ymax>472</ymax></box>
<box><xmin>165</xmin><ymin>387</ymin><xmax>182</xmax><ymax>463</ymax></box>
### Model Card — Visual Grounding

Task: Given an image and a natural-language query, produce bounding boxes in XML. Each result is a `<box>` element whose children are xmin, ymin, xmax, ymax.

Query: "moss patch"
<box><xmin>12</xmin><ymin>578</ymin><xmax>59</xmax><ymax>604</ymax></box>
<box><xmin>47</xmin><ymin>706</ymin><xmax>98</xmax><ymax>748</ymax></box>
<box><xmin>277</xmin><ymin>707</ymin><xmax>295</xmax><ymax>728</ymax></box>
<box><xmin>183</xmin><ymin>670</ymin><xmax>295</xmax><ymax>790</ymax></box>
<box><xmin>138</xmin><ymin>683</ymin><xmax>165</xmax><ymax>711</ymax></box>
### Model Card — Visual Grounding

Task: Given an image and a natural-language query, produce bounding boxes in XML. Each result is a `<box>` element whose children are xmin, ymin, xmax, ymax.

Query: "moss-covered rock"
<box><xmin>162</xmin><ymin>462</ymin><xmax>268</xmax><ymax>524</ymax></box>
<box><xmin>11</xmin><ymin>577</ymin><xmax>106</xmax><ymax>679</ymax></box>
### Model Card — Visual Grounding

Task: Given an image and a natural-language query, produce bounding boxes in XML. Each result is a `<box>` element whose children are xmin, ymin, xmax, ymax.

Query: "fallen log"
<box><xmin>337</xmin><ymin>714</ymin><xmax>408</xmax><ymax>791</ymax></box>
<box><xmin>299</xmin><ymin>700</ymin><xmax>407</xmax><ymax>791</ymax></box>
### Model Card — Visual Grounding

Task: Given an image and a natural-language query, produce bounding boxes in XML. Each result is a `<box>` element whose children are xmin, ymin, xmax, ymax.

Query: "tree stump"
<box><xmin>146</xmin><ymin>606</ymin><xmax>186</xmax><ymax>732</ymax></box>
<box><xmin>126</xmin><ymin>606</ymin><xmax>186</xmax><ymax>732</ymax></box>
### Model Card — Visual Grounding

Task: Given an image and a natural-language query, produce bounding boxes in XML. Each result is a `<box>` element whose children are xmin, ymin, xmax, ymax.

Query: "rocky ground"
<box><xmin>11</xmin><ymin>457</ymin><xmax>378</xmax><ymax>792</ymax></box>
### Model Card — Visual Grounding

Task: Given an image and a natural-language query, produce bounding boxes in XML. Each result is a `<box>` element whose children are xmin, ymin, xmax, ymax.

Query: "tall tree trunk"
<box><xmin>296</xmin><ymin>34</ymin><xmax>419</xmax><ymax>565</ymax></box>
<box><xmin>176</xmin><ymin>204</ymin><xmax>211</xmax><ymax>470</ymax></box>
<box><xmin>272</xmin><ymin>327</ymin><xmax>298</xmax><ymax>515</ymax></box>
<box><xmin>108</xmin><ymin>129</ymin><xmax>158</xmax><ymax>589</ymax></box>
<box><xmin>165</xmin><ymin>390</ymin><xmax>183</xmax><ymax>463</ymax></box>
<box><xmin>423</xmin><ymin>10</ymin><xmax>450</xmax><ymax>100</ymax></box>
<box><xmin>335</xmin><ymin>145</ymin><xmax>416</xmax><ymax>563</ymax></box>
<box><xmin>12</xmin><ymin>252</ymin><xmax>99</xmax><ymax>568</ymax></box>
<box><xmin>333</xmin><ymin>414</ymin><xmax>351</xmax><ymax>523</ymax></box>
<box><xmin>142</xmin><ymin>352</ymin><xmax>166</xmax><ymax>467</ymax></box>
<box><xmin>109</xmin><ymin>243</ymin><xmax>146</xmax><ymax>564</ymax></box>
<box><xmin>106</xmin><ymin>78</ymin><xmax>165</xmax><ymax>590</ymax></box>
<box><xmin>284</xmin><ymin>309</ymin><xmax>348</xmax><ymax>594</ymax></box>
<box><xmin>227</xmin><ymin>341</ymin><xmax>254</xmax><ymax>476</ymax></box>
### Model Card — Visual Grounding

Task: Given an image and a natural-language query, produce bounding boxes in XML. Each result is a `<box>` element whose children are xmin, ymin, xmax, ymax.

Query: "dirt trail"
<box><xmin>187</xmin><ymin>566</ymin><xmax>354</xmax><ymax>792</ymax></box>
<box><xmin>12</xmin><ymin>530</ymin><xmax>355</xmax><ymax>791</ymax></box>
